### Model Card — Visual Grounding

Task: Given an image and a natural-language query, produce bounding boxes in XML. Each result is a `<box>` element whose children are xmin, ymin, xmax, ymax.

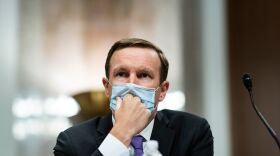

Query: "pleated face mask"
<box><xmin>108</xmin><ymin>82</ymin><xmax>160</xmax><ymax>112</ymax></box>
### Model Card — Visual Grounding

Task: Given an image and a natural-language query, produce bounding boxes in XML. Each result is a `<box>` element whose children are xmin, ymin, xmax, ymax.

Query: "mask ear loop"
<box><xmin>106</xmin><ymin>79</ymin><xmax>113</xmax><ymax>86</ymax></box>
<box><xmin>154</xmin><ymin>83</ymin><xmax>162</xmax><ymax>92</ymax></box>
<box><xmin>105</xmin><ymin>78</ymin><xmax>113</xmax><ymax>87</ymax></box>
<box><xmin>152</xmin><ymin>84</ymin><xmax>162</xmax><ymax>110</ymax></box>
<box><xmin>155</xmin><ymin>87</ymin><xmax>160</xmax><ymax>92</ymax></box>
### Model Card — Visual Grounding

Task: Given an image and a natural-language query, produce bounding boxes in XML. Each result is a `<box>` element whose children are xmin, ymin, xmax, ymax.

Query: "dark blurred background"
<box><xmin>0</xmin><ymin>0</ymin><xmax>279</xmax><ymax>156</ymax></box>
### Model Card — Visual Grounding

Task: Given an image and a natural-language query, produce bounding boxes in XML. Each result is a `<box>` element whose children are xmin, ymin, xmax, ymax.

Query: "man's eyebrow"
<box><xmin>113</xmin><ymin>66</ymin><xmax>128</xmax><ymax>71</ymax></box>
<box><xmin>138</xmin><ymin>68</ymin><xmax>154</xmax><ymax>74</ymax></box>
<box><xmin>112</xmin><ymin>66</ymin><xmax>128</xmax><ymax>74</ymax></box>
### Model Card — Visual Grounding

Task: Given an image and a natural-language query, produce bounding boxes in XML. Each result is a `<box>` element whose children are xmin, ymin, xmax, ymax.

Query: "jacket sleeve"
<box><xmin>53</xmin><ymin>131</ymin><xmax>103</xmax><ymax>156</ymax></box>
<box><xmin>190</xmin><ymin>119</ymin><xmax>214</xmax><ymax>156</ymax></box>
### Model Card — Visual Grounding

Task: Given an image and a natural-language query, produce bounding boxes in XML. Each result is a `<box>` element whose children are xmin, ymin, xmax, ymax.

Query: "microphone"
<box><xmin>242</xmin><ymin>73</ymin><xmax>280</xmax><ymax>150</ymax></box>
<box><xmin>242</xmin><ymin>73</ymin><xmax>252</xmax><ymax>91</ymax></box>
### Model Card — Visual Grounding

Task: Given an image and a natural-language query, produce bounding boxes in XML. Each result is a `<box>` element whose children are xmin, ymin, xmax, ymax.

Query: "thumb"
<box><xmin>116</xmin><ymin>97</ymin><xmax>122</xmax><ymax>110</ymax></box>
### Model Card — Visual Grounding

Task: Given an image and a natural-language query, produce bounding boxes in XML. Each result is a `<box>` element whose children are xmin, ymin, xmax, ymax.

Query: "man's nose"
<box><xmin>128</xmin><ymin>74</ymin><xmax>138</xmax><ymax>84</ymax></box>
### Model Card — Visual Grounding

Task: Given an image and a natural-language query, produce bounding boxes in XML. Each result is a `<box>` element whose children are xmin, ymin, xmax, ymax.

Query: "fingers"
<box><xmin>123</xmin><ymin>94</ymin><xmax>133</xmax><ymax>101</ymax></box>
<box><xmin>122</xmin><ymin>94</ymin><xmax>150</xmax><ymax>117</ymax></box>
<box><xmin>123</xmin><ymin>94</ymin><xmax>141</xmax><ymax>104</ymax></box>
<box><xmin>115</xmin><ymin>94</ymin><xmax>141</xmax><ymax>112</ymax></box>
<box><xmin>133</xmin><ymin>96</ymin><xmax>141</xmax><ymax>103</ymax></box>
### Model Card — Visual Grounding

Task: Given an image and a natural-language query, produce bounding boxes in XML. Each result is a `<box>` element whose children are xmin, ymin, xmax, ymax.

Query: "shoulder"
<box><xmin>65</xmin><ymin>116</ymin><xmax>102</xmax><ymax>133</ymax></box>
<box><xmin>157</xmin><ymin>109</ymin><xmax>213</xmax><ymax>150</ymax></box>
<box><xmin>62</xmin><ymin>113</ymin><xmax>112</xmax><ymax>142</ymax></box>
<box><xmin>54</xmin><ymin>114</ymin><xmax>112</xmax><ymax>155</ymax></box>
<box><xmin>158</xmin><ymin>109</ymin><xmax>208</xmax><ymax>125</ymax></box>
<box><xmin>157</xmin><ymin>109</ymin><xmax>212</xmax><ymax>134</ymax></box>
<box><xmin>58</xmin><ymin>116</ymin><xmax>103</xmax><ymax>144</ymax></box>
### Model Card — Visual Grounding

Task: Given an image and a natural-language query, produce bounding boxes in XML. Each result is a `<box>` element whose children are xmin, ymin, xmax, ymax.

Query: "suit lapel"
<box><xmin>95</xmin><ymin>112</ymin><xmax>113</xmax><ymax>145</ymax></box>
<box><xmin>151</xmin><ymin>111</ymin><xmax>175</xmax><ymax>156</ymax></box>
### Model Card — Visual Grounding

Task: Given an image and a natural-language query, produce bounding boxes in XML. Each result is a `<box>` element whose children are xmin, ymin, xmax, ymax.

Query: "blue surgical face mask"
<box><xmin>108</xmin><ymin>82</ymin><xmax>160</xmax><ymax>112</ymax></box>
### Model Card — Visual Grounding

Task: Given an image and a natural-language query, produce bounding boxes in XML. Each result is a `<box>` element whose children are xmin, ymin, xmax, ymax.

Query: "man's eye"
<box><xmin>138</xmin><ymin>73</ymin><xmax>150</xmax><ymax>78</ymax></box>
<box><xmin>116</xmin><ymin>72</ymin><xmax>127</xmax><ymax>77</ymax></box>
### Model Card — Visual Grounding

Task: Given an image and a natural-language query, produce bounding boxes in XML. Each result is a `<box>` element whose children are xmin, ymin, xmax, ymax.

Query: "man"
<box><xmin>54</xmin><ymin>38</ymin><xmax>213</xmax><ymax>156</ymax></box>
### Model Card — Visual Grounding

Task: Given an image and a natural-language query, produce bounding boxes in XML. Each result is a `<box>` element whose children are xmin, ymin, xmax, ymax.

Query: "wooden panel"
<box><xmin>228</xmin><ymin>0</ymin><xmax>280</xmax><ymax>155</ymax></box>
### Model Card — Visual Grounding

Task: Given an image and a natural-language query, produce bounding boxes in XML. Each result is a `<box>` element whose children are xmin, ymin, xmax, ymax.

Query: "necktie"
<box><xmin>131</xmin><ymin>135</ymin><xmax>145</xmax><ymax>156</ymax></box>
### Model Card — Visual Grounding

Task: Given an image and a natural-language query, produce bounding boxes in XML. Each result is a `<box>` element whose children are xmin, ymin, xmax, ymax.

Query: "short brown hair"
<box><xmin>105</xmin><ymin>38</ymin><xmax>169</xmax><ymax>83</ymax></box>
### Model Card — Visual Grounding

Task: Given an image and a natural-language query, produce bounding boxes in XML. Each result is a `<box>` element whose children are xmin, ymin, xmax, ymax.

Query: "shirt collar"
<box><xmin>111</xmin><ymin>115</ymin><xmax>154</xmax><ymax>141</ymax></box>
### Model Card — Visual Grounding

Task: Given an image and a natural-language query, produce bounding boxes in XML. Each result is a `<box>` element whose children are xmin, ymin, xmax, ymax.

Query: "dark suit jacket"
<box><xmin>53</xmin><ymin>109</ymin><xmax>213</xmax><ymax>156</ymax></box>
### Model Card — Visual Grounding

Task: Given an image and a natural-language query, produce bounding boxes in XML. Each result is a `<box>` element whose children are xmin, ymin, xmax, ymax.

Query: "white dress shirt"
<box><xmin>98</xmin><ymin>115</ymin><xmax>155</xmax><ymax>156</ymax></box>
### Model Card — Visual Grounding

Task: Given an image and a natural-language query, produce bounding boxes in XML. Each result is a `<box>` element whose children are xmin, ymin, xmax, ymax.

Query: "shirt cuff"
<box><xmin>98</xmin><ymin>133</ymin><xmax>130</xmax><ymax>156</ymax></box>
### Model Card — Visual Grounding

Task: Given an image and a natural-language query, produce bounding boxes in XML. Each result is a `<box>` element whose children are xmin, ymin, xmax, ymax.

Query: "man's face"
<box><xmin>103</xmin><ymin>47</ymin><xmax>169</xmax><ymax>109</ymax></box>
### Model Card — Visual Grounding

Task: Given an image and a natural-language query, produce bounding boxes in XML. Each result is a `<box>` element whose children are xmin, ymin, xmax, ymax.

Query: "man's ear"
<box><xmin>158</xmin><ymin>81</ymin><xmax>169</xmax><ymax>102</ymax></box>
<box><xmin>102</xmin><ymin>77</ymin><xmax>110</xmax><ymax>98</ymax></box>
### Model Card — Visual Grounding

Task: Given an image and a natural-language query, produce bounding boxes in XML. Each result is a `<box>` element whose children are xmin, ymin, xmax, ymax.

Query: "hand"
<box><xmin>110</xmin><ymin>94</ymin><xmax>151</xmax><ymax>146</ymax></box>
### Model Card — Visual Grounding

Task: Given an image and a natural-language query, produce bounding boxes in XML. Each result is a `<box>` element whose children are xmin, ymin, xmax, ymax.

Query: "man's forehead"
<box><xmin>112</xmin><ymin>47</ymin><xmax>159</xmax><ymax>58</ymax></box>
<box><xmin>111</xmin><ymin>47</ymin><xmax>160</xmax><ymax>64</ymax></box>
